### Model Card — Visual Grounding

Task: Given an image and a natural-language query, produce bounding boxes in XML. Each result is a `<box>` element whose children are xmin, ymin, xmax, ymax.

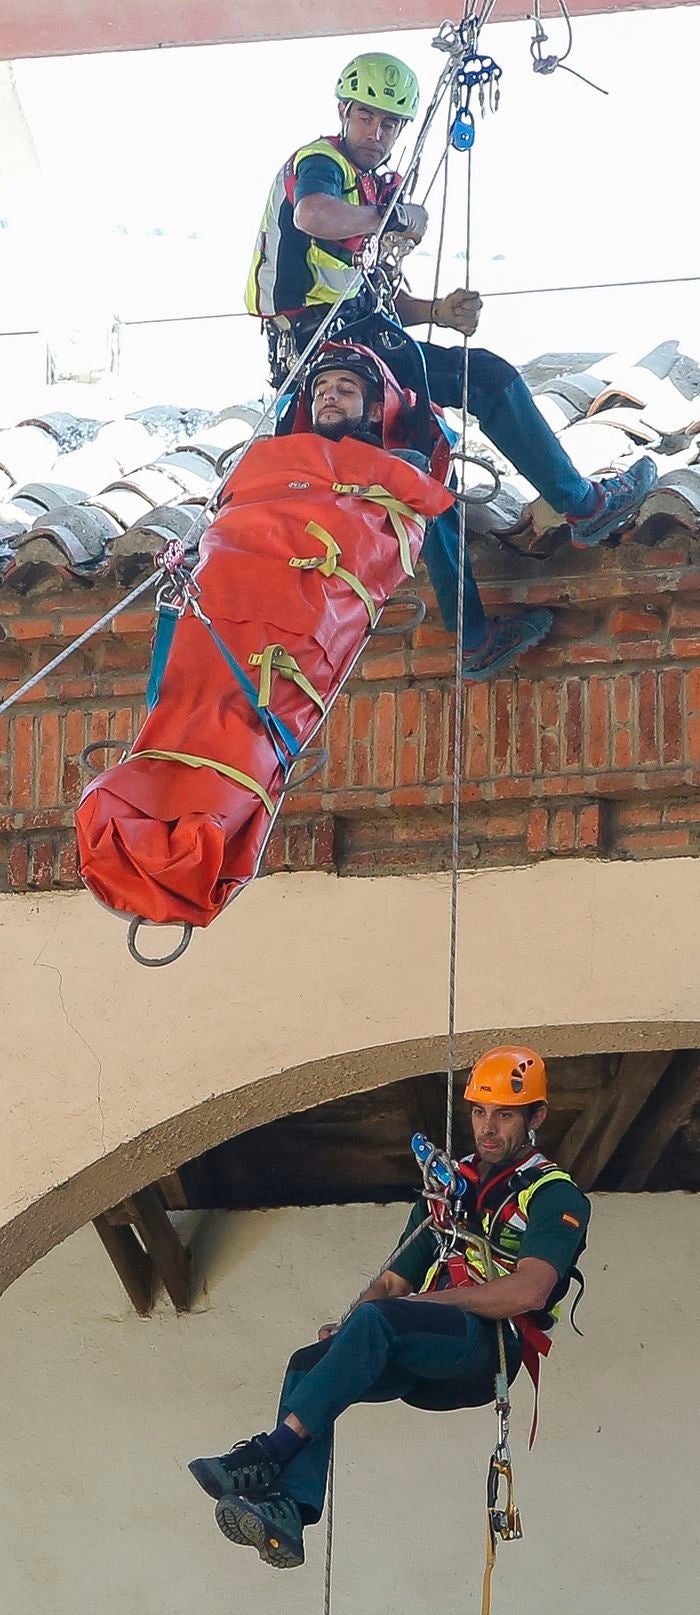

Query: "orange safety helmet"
<box><xmin>463</xmin><ymin>1046</ymin><xmax>548</xmax><ymax>1106</ymax></box>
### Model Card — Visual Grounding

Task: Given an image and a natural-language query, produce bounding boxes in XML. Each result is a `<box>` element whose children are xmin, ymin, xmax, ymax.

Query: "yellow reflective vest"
<box><xmin>245</xmin><ymin>136</ymin><xmax>400</xmax><ymax>318</ymax></box>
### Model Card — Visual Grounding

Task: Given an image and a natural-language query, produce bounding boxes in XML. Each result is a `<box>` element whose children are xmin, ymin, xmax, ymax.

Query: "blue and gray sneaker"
<box><xmin>568</xmin><ymin>455</ymin><xmax>657</xmax><ymax>548</ymax></box>
<box><xmin>214</xmin><ymin>1491</ymin><xmax>305</xmax><ymax>1569</ymax></box>
<box><xmin>462</xmin><ymin>608</ymin><xmax>553</xmax><ymax>683</ymax></box>
<box><xmin>189</xmin><ymin>1436</ymin><xmax>281</xmax><ymax>1501</ymax></box>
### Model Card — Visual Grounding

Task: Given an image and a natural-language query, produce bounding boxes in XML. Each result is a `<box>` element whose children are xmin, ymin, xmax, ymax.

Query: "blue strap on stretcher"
<box><xmin>146</xmin><ymin>603</ymin><xmax>179</xmax><ymax>713</ymax></box>
<box><xmin>145</xmin><ymin>602</ymin><xmax>301</xmax><ymax>774</ymax></box>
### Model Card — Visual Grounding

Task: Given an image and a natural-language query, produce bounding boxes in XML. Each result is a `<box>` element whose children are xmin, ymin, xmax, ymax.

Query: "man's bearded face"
<box><xmin>311</xmin><ymin>370</ymin><xmax>373</xmax><ymax>439</ymax></box>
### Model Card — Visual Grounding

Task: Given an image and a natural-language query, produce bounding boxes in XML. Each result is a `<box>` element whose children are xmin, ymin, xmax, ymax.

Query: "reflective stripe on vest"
<box><xmin>421</xmin><ymin>1154</ymin><xmax>581</xmax><ymax>1448</ymax></box>
<box><xmin>245</xmin><ymin>137</ymin><xmax>399</xmax><ymax>317</ymax></box>
<box><xmin>421</xmin><ymin>1155</ymin><xmax>576</xmax><ymax>1309</ymax></box>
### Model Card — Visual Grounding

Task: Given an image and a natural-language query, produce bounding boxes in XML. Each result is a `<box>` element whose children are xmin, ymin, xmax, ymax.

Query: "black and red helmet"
<box><xmin>305</xmin><ymin>343</ymin><xmax>384</xmax><ymax>401</ymax></box>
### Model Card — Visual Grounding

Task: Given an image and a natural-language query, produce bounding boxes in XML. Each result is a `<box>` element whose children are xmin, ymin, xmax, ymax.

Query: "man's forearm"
<box><xmin>416</xmin><ymin>1279</ymin><xmax>529</xmax><ymax>1319</ymax></box>
<box><xmin>356</xmin><ymin>1269</ymin><xmax>412</xmax><ymax>1307</ymax></box>
<box><xmin>395</xmin><ymin>289</ymin><xmax>434</xmax><ymax>328</ymax></box>
<box><xmin>294</xmin><ymin>194</ymin><xmax>383</xmax><ymax>242</ymax></box>
<box><xmin>411</xmin><ymin>1260</ymin><xmax>556</xmax><ymax>1320</ymax></box>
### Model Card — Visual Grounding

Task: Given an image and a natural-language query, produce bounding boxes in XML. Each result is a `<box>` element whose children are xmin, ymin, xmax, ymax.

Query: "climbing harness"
<box><xmin>409</xmin><ymin>1137</ymin><xmax>524</xmax><ymax>1615</ymax></box>
<box><xmin>419</xmin><ymin>1195</ymin><xmax>524</xmax><ymax>1615</ymax></box>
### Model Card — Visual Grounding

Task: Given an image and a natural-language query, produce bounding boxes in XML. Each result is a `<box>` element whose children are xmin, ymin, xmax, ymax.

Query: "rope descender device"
<box><xmin>481</xmin><ymin>1361</ymin><xmax>523</xmax><ymax>1615</ymax></box>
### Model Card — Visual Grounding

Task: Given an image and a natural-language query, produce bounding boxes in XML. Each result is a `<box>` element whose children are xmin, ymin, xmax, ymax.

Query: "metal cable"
<box><xmin>323</xmin><ymin>1438</ymin><xmax>335</xmax><ymax>1615</ymax></box>
<box><xmin>427</xmin><ymin>97</ymin><xmax>454</xmax><ymax>344</ymax></box>
<box><xmin>321</xmin><ymin>1209</ymin><xmax>432</xmax><ymax>1615</ymax></box>
<box><xmin>419</xmin><ymin>140</ymin><xmax>450</xmax><ymax>213</ymax></box>
<box><xmin>445</xmin><ymin>145</ymin><xmax>473</xmax><ymax>1161</ymax></box>
<box><xmin>0</xmin><ymin>568</ymin><xmax>160</xmax><ymax>717</ymax></box>
<box><xmin>556</xmin><ymin>0</ymin><xmax>574</xmax><ymax>65</ymax></box>
<box><xmin>322</xmin><ymin>38</ymin><xmax>483</xmax><ymax>1605</ymax></box>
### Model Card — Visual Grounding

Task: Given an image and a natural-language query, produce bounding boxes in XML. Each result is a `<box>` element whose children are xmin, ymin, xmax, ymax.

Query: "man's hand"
<box><xmin>318</xmin><ymin>1322</ymin><xmax>340</xmax><ymax>1341</ymax></box>
<box><xmin>394</xmin><ymin>202</ymin><xmax>428</xmax><ymax>243</ymax></box>
<box><xmin>432</xmin><ymin>288</ymin><xmax>483</xmax><ymax>336</ymax></box>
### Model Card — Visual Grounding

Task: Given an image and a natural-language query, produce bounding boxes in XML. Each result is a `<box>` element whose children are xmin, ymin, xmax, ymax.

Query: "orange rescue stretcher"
<box><xmin>75</xmin><ymin>348</ymin><xmax>454</xmax><ymax>962</ymax></box>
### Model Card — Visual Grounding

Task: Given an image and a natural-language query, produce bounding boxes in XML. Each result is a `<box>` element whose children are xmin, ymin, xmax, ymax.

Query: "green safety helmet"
<box><xmin>335</xmin><ymin>52</ymin><xmax>420</xmax><ymax>122</ymax></box>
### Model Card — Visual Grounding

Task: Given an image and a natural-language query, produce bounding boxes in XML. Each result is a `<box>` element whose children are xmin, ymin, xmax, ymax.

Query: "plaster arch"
<box><xmin>2</xmin><ymin>858</ymin><xmax>700</xmax><ymax>1295</ymax></box>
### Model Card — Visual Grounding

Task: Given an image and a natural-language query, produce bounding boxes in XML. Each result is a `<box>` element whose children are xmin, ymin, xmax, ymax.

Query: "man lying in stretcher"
<box><xmin>75</xmin><ymin>339</ymin><xmax>450</xmax><ymax>933</ymax></box>
<box><xmin>293</xmin><ymin>342</ymin><xmax>552</xmax><ymax>681</ymax></box>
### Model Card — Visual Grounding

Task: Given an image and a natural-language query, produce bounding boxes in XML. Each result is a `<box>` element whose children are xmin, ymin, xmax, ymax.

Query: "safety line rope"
<box><xmin>322</xmin><ymin>19</ymin><xmax>485</xmax><ymax>1607</ymax></box>
<box><xmin>446</xmin><ymin>141</ymin><xmax>473</xmax><ymax>1162</ymax></box>
<box><xmin>426</xmin><ymin>95</ymin><xmax>454</xmax><ymax>344</ymax></box>
<box><xmin>0</xmin><ymin>569</ymin><xmax>160</xmax><ymax>718</ymax></box>
<box><xmin>322</xmin><ymin>1209</ymin><xmax>434</xmax><ymax>1614</ymax></box>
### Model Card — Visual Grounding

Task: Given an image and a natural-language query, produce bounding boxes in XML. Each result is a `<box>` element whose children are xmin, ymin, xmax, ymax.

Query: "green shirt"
<box><xmin>390</xmin><ymin>1174</ymin><xmax>590</xmax><ymax>1295</ymax></box>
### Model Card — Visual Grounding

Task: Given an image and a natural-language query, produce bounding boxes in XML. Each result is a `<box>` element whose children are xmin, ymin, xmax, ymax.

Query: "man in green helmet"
<box><xmin>246</xmin><ymin>50</ymin><xmax>656</xmax><ymax>680</ymax></box>
<box><xmin>245</xmin><ymin>53</ymin><xmax>481</xmax><ymax>388</ymax></box>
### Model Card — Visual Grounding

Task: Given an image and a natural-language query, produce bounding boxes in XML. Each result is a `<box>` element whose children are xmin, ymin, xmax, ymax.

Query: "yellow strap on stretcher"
<box><xmin>331</xmin><ymin>482</ymin><xmax>426</xmax><ymax>578</ymax></box>
<box><xmin>128</xmin><ymin>748</ymin><xmax>275</xmax><ymax>814</ymax></box>
<box><xmin>248</xmin><ymin>643</ymin><xmax>326</xmax><ymax>716</ymax></box>
<box><xmin>290</xmin><ymin>521</ymin><xmax>378</xmax><ymax>627</ymax></box>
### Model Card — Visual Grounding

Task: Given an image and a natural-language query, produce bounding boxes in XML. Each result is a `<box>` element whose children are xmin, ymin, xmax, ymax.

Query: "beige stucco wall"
<box><xmin>2</xmin><ymin>859</ymin><xmax>700</xmax><ymax>1291</ymax></box>
<box><xmin>0</xmin><ymin>1195</ymin><xmax>698</xmax><ymax>1614</ymax></box>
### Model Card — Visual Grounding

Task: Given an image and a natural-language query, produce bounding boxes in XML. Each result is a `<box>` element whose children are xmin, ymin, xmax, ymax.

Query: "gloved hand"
<box><xmin>432</xmin><ymin>288</ymin><xmax>483</xmax><ymax>335</ymax></box>
<box><xmin>398</xmin><ymin>202</ymin><xmax>428</xmax><ymax>242</ymax></box>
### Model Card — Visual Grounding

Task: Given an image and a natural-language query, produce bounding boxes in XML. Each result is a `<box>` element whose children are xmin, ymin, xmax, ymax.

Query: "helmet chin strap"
<box><xmin>360</xmin><ymin>397</ymin><xmax>381</xmax><ymax>437</ymax></box>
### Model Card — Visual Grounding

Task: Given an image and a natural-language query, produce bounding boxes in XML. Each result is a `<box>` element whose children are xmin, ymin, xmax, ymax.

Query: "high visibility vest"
<box><xmin>245</xmin><ymin>135</ymin><xmax>400</xmax><ymax>319</ymax></box>
<box><xmin>423</xmin><ymin>1150</ymin><xmax>588</xmax><ymax>1444</ymax></box>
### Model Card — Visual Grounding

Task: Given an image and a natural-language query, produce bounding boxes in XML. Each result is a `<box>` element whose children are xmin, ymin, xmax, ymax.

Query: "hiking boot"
<box><xmin>188</xmin><ymin>1436</ymin><xmax>282</xmax><ymax>1502</ymax></box>
<box><xmin>568</xmin><ymin>456</ymin><xmax>657</xmax><ymax>548</ymax></box>
<box><xmin>462</xmin><ymin>608</ymin><xmax>553</xmax><ymax>682</ymax></box>
<box><xmin>214</xmin><ymin>1491</ymin><xmax>305</xmax><ymax>1569</ymax></box>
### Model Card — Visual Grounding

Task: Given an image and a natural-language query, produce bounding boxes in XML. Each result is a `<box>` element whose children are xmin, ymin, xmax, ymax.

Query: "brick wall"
<box><xmin>2</xmin><ymin>532</ymin><xmax>700</xmax><ymax>891</ymax></box>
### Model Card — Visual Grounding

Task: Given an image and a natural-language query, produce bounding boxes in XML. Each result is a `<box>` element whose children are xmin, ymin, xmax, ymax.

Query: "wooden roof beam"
<box><xmin>619</xmin><ymin>1050</ymin><xmax>700</xmax><ymax>1191</ymax></box>
<box><xmin>94</xmin><ymin>1186</ymin><xmax>191</xmax><ymax>1315</ymax></box>
<box><xmin>557</xmin><ymin>1051</ymin><xmax>674</xmax><ymax>1189</ymax></box>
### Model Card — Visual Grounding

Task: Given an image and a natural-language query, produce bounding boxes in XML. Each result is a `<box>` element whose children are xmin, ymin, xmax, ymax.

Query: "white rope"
<box><xmin>323</xmin><ymin>1438</ymin><xmax>335</xmax><ymax>1615</ymax></box>
<box><xmin>321</xmin><ymin>1209</ymin><xmax>433</xmax><ymax>1614</ymax></box>
<box><xmin>530</xmin><ymin>0</ymin><xmax>608</xmax><ymax>94</ymax></box>
<box><xmin>322</xmin><ymin>33</ymin><xmax>481</xmax><ymax>1609</ymax></box>
<box><xmin>445</xmin><ymin>142</ymin><xmax>472</xmax><ymax>1161</ymax></box>
<box><xmin>426</xmin><ymin>95</ymin><xmax>454</xmax><ymax>345</ymax></box>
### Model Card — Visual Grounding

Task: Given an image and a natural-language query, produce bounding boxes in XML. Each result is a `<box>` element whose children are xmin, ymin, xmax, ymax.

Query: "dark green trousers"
<box><xmin>275</xmin><ymin>1298</ymin><xmax>522</xmax><ymax>1523</ymax></box>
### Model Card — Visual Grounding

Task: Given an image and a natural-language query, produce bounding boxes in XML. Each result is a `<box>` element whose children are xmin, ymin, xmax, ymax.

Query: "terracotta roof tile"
<box><xmin>0</xmin><ymin>347</ymin><xmax>698</xmax><ymax>596</ymax></box>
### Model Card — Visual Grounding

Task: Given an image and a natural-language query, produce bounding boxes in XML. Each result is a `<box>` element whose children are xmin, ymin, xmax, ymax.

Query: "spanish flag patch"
<box><xmin>562</xmin><ymin>1212</ymin><xmax>580</xmax><ymax>1229</ymax></box>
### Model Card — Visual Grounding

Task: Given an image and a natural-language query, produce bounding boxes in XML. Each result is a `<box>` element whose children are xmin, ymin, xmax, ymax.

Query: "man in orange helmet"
<box><xmin>189</xmin><ymin>1045</ymin><xmax>590</xmax><ymax>1570</ymax></box>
